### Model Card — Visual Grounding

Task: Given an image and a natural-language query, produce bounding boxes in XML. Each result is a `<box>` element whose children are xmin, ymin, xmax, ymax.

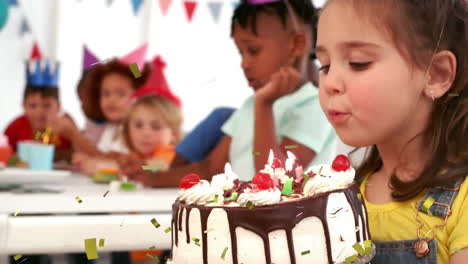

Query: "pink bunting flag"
<box><xmin>159</xmin><ymin>0</ymin><xmax>172</xmax><ymax>16</ymax></box>
<box><xmin>119</xmin><ymin>43</ymin><xmax>148</xmax><ymax>70</ymax></box>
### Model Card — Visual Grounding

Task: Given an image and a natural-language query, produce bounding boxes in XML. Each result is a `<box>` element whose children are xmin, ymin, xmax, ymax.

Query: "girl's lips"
<box><xmin>328</xmin><ymin>110</ymin><xmax>350</xmax><ymax>124</ymax></box>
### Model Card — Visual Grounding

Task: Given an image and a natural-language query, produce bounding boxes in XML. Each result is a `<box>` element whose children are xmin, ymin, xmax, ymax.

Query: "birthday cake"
<box><xmin>169</xmin><ymin>152</ymin><xmax>375</xmax><ymax>264</ymax></box>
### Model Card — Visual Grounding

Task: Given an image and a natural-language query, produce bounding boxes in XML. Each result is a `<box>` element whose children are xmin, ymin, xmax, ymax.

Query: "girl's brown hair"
<box><xmin>325</xmin><ymin>0</ymin><xmax>468</xmax><ymax>201</ymax></box>
<box><xmin>80</xmin><ymin>59</ymin><xmax>151</xmax><ymax>122</ymax></box>
<box><xmin>122</xmin><ymin>95</ymin><xmax>183</xmax><ymax>153</ymax></box>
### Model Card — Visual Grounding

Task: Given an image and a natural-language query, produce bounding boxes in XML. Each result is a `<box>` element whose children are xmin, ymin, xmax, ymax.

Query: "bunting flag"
<box><xmin>0</xmin><ymin>0</ymin><xmax>8</xmax><ymax>31</ymax></box>
<box><xmin>20</xmin><ymin>16</ymin><xmax>30</xmax><ymax>35</ymax></box>
<box><xmin>131</xmin><ymin>0</ymin><xmax>144</xmax><ymax>15</ymax></box>
<box><xmin>107</xmin><ymin>0</ymin><xmax>114</xmax><ymax>7</ymax></box>
<box><xmin>6</xmin><ymin>0</ymin><xmax>17</xmax><ymax>7</ymax></box>
<box><xmin>183</xmin><ymin>0</ymin><xmax>197</xmax><ymax>22</ymax></box>
<box><xmin>158</xmin><ymin>0</ymin><xmax>172</xmax><ymax>16</ymax></box>
<box><xmin>30</xmin><ymin>42</ymin><xmax>42</xmax><ymax>60</ymax></box>
<box><xmin>207</xmin><ymin>1</ymin><xmax>222</xmax><ymax>23</ymax></box>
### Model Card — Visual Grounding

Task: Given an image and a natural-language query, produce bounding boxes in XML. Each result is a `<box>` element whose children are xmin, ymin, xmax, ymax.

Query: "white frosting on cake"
<box><xmin>179</xmin><ymin>180</ymin><xmax>222</xmax><ymax>205</ymax></box>
<box><xmin>237</xmin><ymin>188</ymin><xmax>282</xmax><ymax>206</ymax></box>
<box><xmin>303</xmin><ymin>164</ymin><xmax>355</xmax><ymax>197</ymax></box>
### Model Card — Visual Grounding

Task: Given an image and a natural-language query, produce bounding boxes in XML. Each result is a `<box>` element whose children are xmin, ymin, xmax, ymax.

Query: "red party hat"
<box><xmin>131</xmin><ymin>56</ymin><xmax>181</xmax><ymax>107</ymax></box>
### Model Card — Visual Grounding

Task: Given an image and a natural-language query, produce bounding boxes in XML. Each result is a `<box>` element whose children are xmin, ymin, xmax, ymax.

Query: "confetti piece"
<box><xmin>345</xmin><ymin>254</ymin><xmax>358</xmax><ymax>263</ymax></box>
<box><xmin>13</xmin><ymin>254</ymin><xmax>22</xmax><ymax>261</ymax></box>
<box><xmin>357</xmin><ymin>193</ymin><xmax>362</xmax><ymax>201</ymax></box>
<box><xmin>364</xmin><ymin>240</ymin><xmax>372</xmax><ymax>254</ymax></box>
<box><xmin>146</xmin><ymin>253</ymin><xmax>160</xmax><ymax>263</ymax></box>
<box><xmin>129</xmin><ymin>63</ymin><xmax>142</xmax><ymax>78</ymax></box>
<box><xmin>103</xmin><ymin>191</ymin><xmax>109</xmax><ymax>197</ymax></box>
<box><xmin>301</xmin><ymin>250</ymin><xmax>310</xmax><ymax>255</ymax></box>
<box><xmin>75</xmin><ymin>196</ymin><xmax>83</xmax><ymax>203</ymax></box>
<box><xmin>221</xmin><ymin>247</ymin><xmax>229</xmax><ymax>259</ymax></box>
<box><xmin>192</xmin><ymin>237</ymin><xmax>200</xmax><ymax>243</ymax></box>
<box><xmin>99</xmin><ymin>238</ymin><xmax>105</xmax><ymax>248</ymax></box>
<box><xmin>84</xmin><ymin>238</ymin><xmax>99</xmax><ymax>260</ymax></box>
<box><xmin>285</xmin><ymin>145</ymin><xmax>298</xmax><ymax>149</ymax></box>
<box><xmin>34</xmin><ymin>131</ymin><xmax>42</xmax><ymax>140</ymax></box>
<box><xmin>246</xmin><ymin>201</ymin><xmax>256</xmax><ymax>210</ymax></box>
<box><xmin>421</xmin><ymin>197</ymin><xmax>435</xmax><ymax>216</ymax></box>
<box><xmin>142</xmin><ymin>164</ymin><xmax>165</xmax><ymax>172</ymax></box>
<box><xmin>296</xmin><ymin>212</ymin><xmax>303</xmax><ymax>218</ymax></box>
<box><xmin>151</xmin><ymin>218</ymin><xmax>161</xmax><ymax>228</ymax></box>
<box><xmin>214</xmin><ymin>195</ymin><xmax>219</xmax><ymax>203</ymax></box>
<box><xmin>204</xmin><ymin>228</ymin><xmax>215</xmax><ymax>233</ymax></box>
<box><xmin>448</xmin><ymin>93</ymin><xmax>459</xmax><ymax>97</ymax></box>
<box><xmin>121</xmin><ymin>182</ymin><xmax>137</xmax><ymax>191</ymax></box>
<box><xmin>352</xmin><ymin>242</ymin><xmax>365</xmax><ymax>256</ymax></box>
<box><xmin>164</xmin><ymin>227</ymin><xmax>172</xmax><ymax>233</ymax></box>
<box><xmin>149</xmin><ymin>245</ymin><xmax>156</xmax><ymax>250</ymax></box>
<box><xmin>252</xmin><ymin>151</ymin><xmax>261</xmax><ymax>156</ymax></box>
<box><xmin>14</xmin><ymin>210</ymin><xmax>20</xmax><ymax>216</ymax></box>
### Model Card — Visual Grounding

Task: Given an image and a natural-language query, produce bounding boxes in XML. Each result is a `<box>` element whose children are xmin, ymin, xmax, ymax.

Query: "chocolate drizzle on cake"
<box><xmin>172</xmin><ymin>184</ymin><xmax>370</xmax><ymax>264</ymax></box>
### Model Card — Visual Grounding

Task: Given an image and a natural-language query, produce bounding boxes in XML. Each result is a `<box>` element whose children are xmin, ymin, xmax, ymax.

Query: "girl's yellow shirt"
<box><xmin>360</xmin><ymin>175</ymin><xmax>468</xmax><ymax>264</ymax></box>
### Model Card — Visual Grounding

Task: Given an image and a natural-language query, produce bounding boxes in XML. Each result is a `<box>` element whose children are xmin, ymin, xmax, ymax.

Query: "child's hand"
<box><xmin>47</xmin><ymin>114</ymin><xmax>77</xmax><ymax>137</ymax></box>
<box><xmin>117</xmin><ymin>154</ymin><xmax>145</xmax><ymax>177</ymax></box>
<box><xmin>255</xmin><ymin>66</ymin><xmax>303</xmax><ymax>105</ymax></box>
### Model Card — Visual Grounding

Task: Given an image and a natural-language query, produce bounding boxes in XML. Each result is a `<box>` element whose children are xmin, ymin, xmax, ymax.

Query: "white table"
<box><xmin>0</xmin><ymin>173</ymin><xmax>178</xmax><ymax>258</ymax></box>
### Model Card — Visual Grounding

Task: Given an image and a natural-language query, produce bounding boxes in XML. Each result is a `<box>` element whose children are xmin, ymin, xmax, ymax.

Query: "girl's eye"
<box><xmin>151</xmin><ymin>122</ymin><xmax>162</xmax><ymax>131</ymax></box>
<box><xmin>133</xmin><ymin>121</ymin><xmax>143</xmax><ymax>129</ymax></box>
<box><xmin>350</xmin><ymin>62</ymin><xmax>371</xmax><ymax>71</ymax></box>
<box><xmin>318</xmin><ymin>65</ymin><xmax>330</xmax><ymax>74</ymax></box>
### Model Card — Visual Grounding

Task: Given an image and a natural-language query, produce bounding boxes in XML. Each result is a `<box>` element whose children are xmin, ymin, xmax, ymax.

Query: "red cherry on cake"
<box><xmin>332</xmin><ymin>155</ymin><xmax>351</xmax><ymax>172</ymax></box>
<box><xmin>252</xmin><ymin>172</ymin><xmax>274</xmax><ymax>190</ymax></box>
<box><xmin>271</xmin><ymin>158</ymin><xmax>283</xmax><ymax>169</ymax></box>
<box><xmin>179</xmin><ymin>173</ymin><xmax>201</xmax><ymax>189</ymax></box>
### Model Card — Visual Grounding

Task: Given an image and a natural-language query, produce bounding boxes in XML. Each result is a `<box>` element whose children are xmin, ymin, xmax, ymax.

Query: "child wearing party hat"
<box><xmin>49</xmin><ymin>44</ymin><xmax>152</xmax><ymax>171</ymax></box>
<box><xmin>4</xmin><ymin>43</ymin><xmax>72</xmax><ymax>161</ymax></box>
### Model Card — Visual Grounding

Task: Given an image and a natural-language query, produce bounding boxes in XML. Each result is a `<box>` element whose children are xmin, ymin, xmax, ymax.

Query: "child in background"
<box><xmin>121</xmin><ymin>91</ymin><xmax>182</xmax><ymax>170</ymax></box>
<box><xmin>316</xmin><ymin>0</ymin><xmax>467</xmax><ymax>263</ymax></box>
<box><xmin>121</xmin><ymin>0</ymin><xmax>336</xmax><ymax>186</ymax></box>
<box><xmin>4</xmin><ymin>58</ymin><xmax>72</xmax><ymax>162</ymax></box>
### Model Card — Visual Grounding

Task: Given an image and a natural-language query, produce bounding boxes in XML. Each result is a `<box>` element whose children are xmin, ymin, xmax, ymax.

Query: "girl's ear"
<box><xmin>424</xmin><ymin>50</ymin><xmax>457</xmax><ymax>100</ymax></box>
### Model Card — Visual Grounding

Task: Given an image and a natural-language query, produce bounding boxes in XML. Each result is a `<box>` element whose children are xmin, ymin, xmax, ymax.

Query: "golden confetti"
<box><xmin>14</xmin><ymin>210</ymin><xmax>20</xmax><ymax>216</ymax></box>
<box><xmin>353</xmin><ymin>242</ymin><xmax>365</xmax><ymax>256</ymax></box>
<box><xmin>421</xmin><ymin>197</ymin><xmax>435</xmax><ymax>216</ymax></box>
<box><xmin>99</xmin><ymin>238</ymin><xmax>105</xmax><ymax>248</ymax></box>
<box><xmin>13</xmin><ymin>255</ymin><xmax>22</xmax><ymax>261</ymax></box>
<box><xmin>345</xmin><ymin>254</ymin><xmax>358</xmax><ymax>263</ymax></box>
<box><xmin>84</xmin><ymin>238</ymin><xmax>99</xmax><ymax>260</ymax></box>
<box><xmin>75</xmin><ymin>196</ymin><xmax>83</xmax><ymax>203</ymax></box>
<box><xmin>142</xmin><ymin>164</ymin><xmax>165</xmax><ymax>172</ymax></box>
<box><xmin>221</xmin><ymin>247</ymin><xmax>229</xmax><ymax>259</ymax></box>
<box><xmin>129</xmin><ymin>63</ymin><xmax>141</xmax><ymax>78</ymax></box>
<box><xmin>301</xmin><ymin>250</ymin><xmax>310</xmax><ymax>255</ymax></box>
<box><xmin>151</xmin><ymin>218</ymin><xmax>160</xmax><ymax>228</ymax></box>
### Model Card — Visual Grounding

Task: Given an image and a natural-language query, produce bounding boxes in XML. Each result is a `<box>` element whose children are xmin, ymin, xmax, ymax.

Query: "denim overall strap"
<box><xmin>417</xmin><ymin>168</ymin><xmax>467</xmax><ymax>218</ymax></box>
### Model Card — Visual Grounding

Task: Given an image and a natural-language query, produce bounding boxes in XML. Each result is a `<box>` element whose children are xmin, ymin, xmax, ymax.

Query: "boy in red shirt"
<box><xmin>4</xmin><ymin>60</ymin><xmax>72</xmax><ymax>162</ymax></box>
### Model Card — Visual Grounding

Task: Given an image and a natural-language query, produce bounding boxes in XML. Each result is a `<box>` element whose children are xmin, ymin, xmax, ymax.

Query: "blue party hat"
<box><xmin>26</xmin><ymin>60</ymin><xmax>60</xmax><ymax>87</ymax></box>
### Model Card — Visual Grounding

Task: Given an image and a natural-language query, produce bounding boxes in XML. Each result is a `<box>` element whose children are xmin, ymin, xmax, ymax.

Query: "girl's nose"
<box><xmin>320</xmin><ymin>65</ymin><xmax>345</xmax><ymax>96</ymax></box>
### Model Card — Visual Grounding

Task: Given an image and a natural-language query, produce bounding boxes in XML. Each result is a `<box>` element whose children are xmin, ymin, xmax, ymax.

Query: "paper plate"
<box><xmin>0</xmin><ymin>168</ymin><xmax>71</xmax><ymax>184</ymax></box>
